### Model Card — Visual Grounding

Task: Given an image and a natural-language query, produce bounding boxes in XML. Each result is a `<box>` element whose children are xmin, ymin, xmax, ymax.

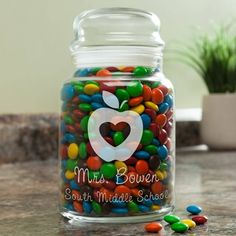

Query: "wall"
<box><xmin>0</xmin><ymin>0</ymin><xmax>235</xmax><ymax>113</ymax></box>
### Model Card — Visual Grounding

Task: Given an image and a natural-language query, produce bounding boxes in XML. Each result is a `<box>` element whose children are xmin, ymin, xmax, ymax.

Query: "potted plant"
<box><xmin>181</xmin><ymin>26</ymin><xmax>236</xmax><ymax>149</ymax></box>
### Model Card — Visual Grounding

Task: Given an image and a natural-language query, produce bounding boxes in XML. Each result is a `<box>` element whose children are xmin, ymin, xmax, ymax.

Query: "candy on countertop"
<box><xmin>186</xmin><ymin>204</ymin><xmax>202</xmax><ymax>215</ymax></box>
<box><xmin>171</xmin><ymin>222</ymin><xmax>189</xmax><ymax>233</ymax></box>
<box><xmin>192</xmin><ymin>215</ymin><xmax>208</xmax><ymax>225</ymax></box>
<box><xmin>181</xmin><ymin>219</ymin><xmax>196</xmax><ymax>229</ymax></box>
<box><xmin>145</xmin><ymin>222</ymin><xmax>163</xmax><ymax>233</ymax></box>
<box><xmin>164</xmin><ymin>214</ymin><xmax>181</xmax><ymax>224</ymax></box>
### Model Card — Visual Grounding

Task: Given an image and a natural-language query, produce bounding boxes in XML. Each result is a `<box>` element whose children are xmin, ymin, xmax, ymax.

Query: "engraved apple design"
<box><xmin>88</xmin><ymin>91</ymin><xmax>143</xmax><ymax>162</ymax></box>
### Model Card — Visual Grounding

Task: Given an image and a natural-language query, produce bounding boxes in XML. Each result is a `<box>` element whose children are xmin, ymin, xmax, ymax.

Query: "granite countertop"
<box><xmin>0</xmin><ymin>150</ymin><xmax>236</xmax><ymax>236</ymax></box>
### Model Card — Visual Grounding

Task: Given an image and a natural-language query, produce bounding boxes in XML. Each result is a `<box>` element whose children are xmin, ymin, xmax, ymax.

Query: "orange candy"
<box><xmin>121</xmin><ymin>66</ymin><xmax>135</xmax><ymax>72</ymax></box>
<box><xmin>125</xmin><ymin>172</ymin><xmax>139</xmax><ymax>188</ymax></box>
<box><xmin>114</xmin><ymin>185</ymin><xmax>131</xmax><ymax>197</ymax></box>
<box><xmin>73</xmin><ymin>201</ymin><xmax>83</xmax><ymax>213</ymax></box>
<box><xmin>135</xmin><ymin>160</ymin><xmax>149</xmax><ymax>175</ymax></box>
<box><xmin>100</xmin><ymin>187</ymin><xmax>114</xmax><ymax>201</ymax></box>
<box><xmin>128</xmin><ymin>96</ymin><xmax>144</xmax><ymax>106</ymax></box>
<box><xmin>151</xmin><ymin>181</ymin><xmax>164</xmax><ymax>194</ymax></box>
<box><xmin>143</xmin><ymin>85</ymin><xmax>152</xmax><ymax>101</ymax></box>
<box><xmin>145</xmin><ymin>222</ymin><xmax>163</xmax><ymax>233</ymax></box>
<box><xmin>131</xmin><ymin>188</ymin><xmax>140</xmax><ymax>197</ymax></box>
<box><xmin>152</xmin><ymin>88</ymin><xmax>164</xmax><ymax>104</ymax></box>
<box><xmin>87</xmin><ymin>156</ymin><xmax>102</xmax><ymax>171</ymax></box>
<box><xmin>156</xmin><ymin>114</ymin><xmax>167</xmax><ymax>127</ymax></box>
<box><xmin>71</xmin><ymin>190</ymin><xmax>82</xmax><ymax>202</ymax></box>
<box><xmin>96</xmin><ymin>69</ymin><xmax>112</xmax><ymax>77</ymax></box>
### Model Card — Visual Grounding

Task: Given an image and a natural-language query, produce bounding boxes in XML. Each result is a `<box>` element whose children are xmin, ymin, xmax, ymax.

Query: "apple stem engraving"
<box><xmin>102</xmin><ymin>91</ymin><xmax>120</xmax><ymax>109</ymax></box>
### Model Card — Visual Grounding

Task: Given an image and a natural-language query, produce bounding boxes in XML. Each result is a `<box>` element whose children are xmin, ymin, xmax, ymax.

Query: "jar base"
<box><xmin>61</xmin><ymin>205</ymin><xmax>174</xmax><ymax>224</ymax></box>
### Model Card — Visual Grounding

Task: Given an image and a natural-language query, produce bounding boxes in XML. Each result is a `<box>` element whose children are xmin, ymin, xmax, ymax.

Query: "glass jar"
<box><xmin>60</xmin><ymin>8</ymin><xmax>175</xmax><ymax>223</ymax></box>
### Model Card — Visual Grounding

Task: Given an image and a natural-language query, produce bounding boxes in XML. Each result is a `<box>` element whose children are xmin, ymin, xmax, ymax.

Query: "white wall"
<box><xmin>0</xmin><ymin>0</ymin><xmax>235</xmax><ymax>113</ymax></box>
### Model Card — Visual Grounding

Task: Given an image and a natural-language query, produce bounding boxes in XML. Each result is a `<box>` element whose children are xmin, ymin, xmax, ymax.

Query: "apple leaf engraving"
<box><xmin>102</xmin><ymin>91</ymin><xmax>119</xmax><ymax>109</ymax></box>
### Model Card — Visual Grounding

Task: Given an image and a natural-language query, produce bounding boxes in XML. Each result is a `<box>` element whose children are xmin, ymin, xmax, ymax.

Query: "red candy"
<box><xmin>87</xmin><ymin>156</ymin><xmax>102</xmax><ymax>171</ymax></box>
<box><xmin>152</xmin><ymin>88</ymin><xmax>164</xmax><ymax>104</ymax></box>
<box><xmin>158</xmin><ymin>85</ymin><xmax>169</xmax><ymax>96</ymax></box>
<box><xmin>192</xmin><ymin>215</ymin><xmax>208</xmax><ymax>225</ymax></box>
<box><xmin>143</xmin><ymin>85</ymin><xmax>152</xmax><ymax>101</ymax></box>
<box><xmin>128</xmin><ymin>96</ymin><xmax>143</xmax><ymax>106</ymax></box>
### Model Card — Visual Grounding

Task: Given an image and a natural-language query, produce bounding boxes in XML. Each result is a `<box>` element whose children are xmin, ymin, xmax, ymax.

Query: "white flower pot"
<box><xmin>201</xmin><ymin>94</ymin><xmax>236</xmax><ymax>149</ymax></box>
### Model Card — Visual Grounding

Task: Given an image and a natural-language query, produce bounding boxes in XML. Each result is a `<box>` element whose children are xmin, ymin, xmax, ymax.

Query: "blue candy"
<box><xmin>134</xmin><ymin>151</ymin><xmax>150</xmax><ymax>159</ymax></box>
<box><xmin>164</xmin><ymin>94</ymin><xmax>173</xmax><ymax>108</ymax></box>
<box><xmin>158</xmin><ymin>102</ymin><xmax>169</xmax><ymax>114</ymax></box>
<box><xmin>152</xmin><ymin>138</ymin><xmax>161</xmax><ymax>146</ymax></box>
<box><xmin>115</xmin><ymin>176</ymin><xmax>124</xmax><ymax>185</ymax></box>
<box><xmin>78</xmin><ymin>68</ymin><xmax>91</xmax><ymax>77</ymax></box>
<box><xmin>141</xmin><ymin>114</ymin><xmax>151</xmax><ymax>129</ymax></box>
<box><xmin>65</xmin><ymin>203</ymin><xmax>74</xmax><ymax>211</ymax></box>
<box><xmin>186</xmin><ymin>205</ymin><xmax>202</xmax><ymax>215</ymax></box>
<box><xmin>61</xmin><ymin>84</ymin><xmax>74</xmax><ymax>101</ymax></box>
<box><xmin>83</xmin><ymin>201</ymin><xmax>92</xmax><ymax>213</ymax></box>
<box><xmin>111</xmin><ymin>208</ymin><xmax>128</xmax><ymax>214</ymax></box>
<box><xmin>60</xmin><ymin>121</ymin><xmax>66</xmax><ymax>134</ymax></box>
<box><xmin>112</xmin><ymin>200</ymin><xmax>126</xmax><ymax>208</ymax></box>
<box><xmin>62</xmin><ymin>133</ymin><xmax>77</xmax><ymax>143</ymax></box>
<box><xmin>158</xmin><ymin>145</ymin><xmax>168</xmax><ymax>160</ymax></box>
<box><xmin>91</xmin><ymin>102</ymin><xmax>104</xmax><ymax>110</ymax></box>
<box><xmin>91</xmin><ymin>93</ymin><xmax>103</xmax><ymax>103</ymax></box>
<box><xmin>142</xmin><ymin>198</ymin><xmax>153</xmax><ymax>207</ymax></box>
<box><xmin>79</xmin><ymin>94</ymin><xmax>92</xmax><ymax>103</ymax></box>
<box><xmin>138</xmin><ymin>205</ymin><xmax>150</xmax><ymax>212</ymax></box>
<box><xmin>70</xmin><ymin>180</ymin><xmax>80</xmax><ymax>190</ymax></box>
<box><xmin>61</xmin><ymin>160</ymin><xmax>67</xmax><ymax>170</ymax></box>
<box><xmin>153</xmin><ymin>198</ymin><xmax>162</xmax><ymax>205</ymax></box>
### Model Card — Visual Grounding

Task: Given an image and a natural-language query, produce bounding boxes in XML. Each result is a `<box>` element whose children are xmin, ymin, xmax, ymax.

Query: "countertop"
<box><xmin>0</xmin><ymin>150</ymin><xmax>236</xmax><ymax>236</ymax></box>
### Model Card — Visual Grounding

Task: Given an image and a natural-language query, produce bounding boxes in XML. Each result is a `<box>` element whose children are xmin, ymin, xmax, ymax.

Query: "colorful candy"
<box><xmin>171</xmin><ymin>222</ymin><xmax>189</xmax><ymax>233</ymax></box>
<box><xmin>145</xmin><ymin>222</ymin><xmax>163</xmax><ymax>233</ymax></box>
<box><xmin>164</xmin><ymin>214</ymin><xmax>180</xmax><ymax>224</ymax></box>
<box><xmin>186</xmin><ymin>204</ymin><xmax>202</xmax><ymax>215</ymax></box>
<box><xmin>60</xmin><ymin>65</ymin><xmax>174</xmax><ymax>218</ymax></box>
<box><xmin>192</xmin><ymin>215</ymin><xmax>208</xmax><ymax>225</ymax></box>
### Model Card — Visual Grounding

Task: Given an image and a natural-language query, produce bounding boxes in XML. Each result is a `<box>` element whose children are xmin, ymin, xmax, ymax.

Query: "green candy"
<box><xmin>100</xmin><ymin>163</ymin><xmax>117</xmax><ymax>179</ymax></box>
<box><xmin>63</xmin><ymin>115</ymin><xmax>74</xmax><ymax>125</ymax></box>
<box><xmin>133</xmin><ymin>66</ymin><xmax>152</xmax><ymax>77</ymax></box>
<box><xmin>79</xmin><ymin>142</ymin><xmax>87</xmax><ymax>159</ymax></box>
<box><xmin>71</xmin><ymin>81</ymin><xmax>84</xmax><ymax>86</ymax></box>
<box><xmin>119</xmin><ymin>102</ymin><xmax>129</xmax><ymax>112</ymax></box>
<box><xmin>127</xmin><ymin>81</ymin><xmax>143</xmax><ymax>97</ymax></box>
<box><xmin>141</xmin><ymin>130</ymin><xmax>154</xmax><ymax>145</ymax></box>
<box><xmin>115</xmin><ymin>89</ymin><xmax>130</xmax><ymax>102</ymax></box>
<box><xmin>151</xmin><ymin>81</ymin><xmax>161</xmax><ymax>89</ymax></box>
<box><xmin>144</xmin><ymin>144</ymin><xmax>157</xmax><ymax>154</ymax></box>
<box><xmin>171</xmin><ymin>222</ymin><xmax>189</xmax><ymax>233</ymax></box>
<box><xmin>128</xmin><ymin>201</ymin><xmax>139</xmax><ymax>213</ymax></box>
<box><xmin>66</xmin><ymin>159</ymin><xmax>77</xmax><ymax>171</ymax></box>
<box><xmin>113</xmin><ymin>131</ymin><xmax>124</xmax><ymax>146</ymax></box>
<box><xmin>89</xmin><ymin>171</ymin><xmax>101</xmax><ymax>180</ymax></box>
<box><xmin>164</xmin><ymin>214</ymin><xmax>180</xmax><ymax>224</ymax></box>
<box><xmin>73</xmin><ymin>84</ymin><xmax>84</xmax><ymax>94</ymax></box>
<box><xmin>80</xmin><ymin>115</ymin><xmax>89</xmax><ymax>132</ymax></box>
<box><xmin>85</xmin><ymin>80</ymin><xmax>99</xmax><ymax>86</ymax></box>
<box><xmin>92</xmin><ymin>201</ymin><xmax>102</xmax><ymax>214</ymax></box>
<box><xmin>79</xmin><ymin>103</ymin><xmax>92</xmax><ymax>112</ymax></box>
<box><xmin>90</xmin><ymin>67</ymin><xmax>102</xmax><ymax>75</ymax></box>
<box><xmin>159</xmin><ymin>162</ymin><xmax>168</xmax><ymax>171</ymax></box>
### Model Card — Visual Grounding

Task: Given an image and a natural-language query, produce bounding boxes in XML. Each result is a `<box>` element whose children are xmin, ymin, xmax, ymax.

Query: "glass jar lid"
<box><xmin>70</xmin><ymin>8</ymin><xmax>165</xmax><ymax>68</ymax></box>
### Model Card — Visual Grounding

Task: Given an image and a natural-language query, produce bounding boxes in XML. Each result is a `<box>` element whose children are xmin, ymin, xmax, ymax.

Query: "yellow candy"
<box><xmin>162</xmin><ymin>170</ymin><xmax>168</xmax><ymax>179</ymax></box>
<box><xmin>181</xmin><ymin>219</ymin><xmax>196</xmax><ymax>229</ymax></box>
<box><xmin>155</xmin><ymin>170</ymin><xmax>165</xmax><ymax>180</ymax></box>
<box><xmin>151</xmin><ymin>204</ymin><xmax>161</xmax><ymax>211</ymax></box>
<box><xmin>84</xmin><ymin>84</ymin><xmax>99</xmax><ymax>95</ymax></box>
<box><xmin>115</xmin><ymin>161</ymin><xmax>128</xmax><ymax>174</ymax></box>
<box><xmin>144</xmin><ymin>101</ymin><xmax>159</xmax><ymax>111</ymax></box>
<box><xmin>68</xmin><ymin>143</ymin><xmax>79</xmax><ymax>159</ymax></box>
<box><xmin>131</xmin><ymin>104</ymin><xmax>145</xmax><ymax>114</ymax></box>
<box><xmin>65</xmin><ymin>170</ymin><xmax>75</xmax><ymax>180</ymax></box>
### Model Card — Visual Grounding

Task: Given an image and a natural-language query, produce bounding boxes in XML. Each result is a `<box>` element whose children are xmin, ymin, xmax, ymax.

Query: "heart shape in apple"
<box><xmin>88</xmin><ymin>91</ymin><xmax>143</xmax><ymax>162</ymax></box>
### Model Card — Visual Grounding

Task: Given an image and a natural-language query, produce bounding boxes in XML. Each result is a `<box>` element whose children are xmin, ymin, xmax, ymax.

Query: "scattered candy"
<box><xmin>181</xmin><ymin>219</ymin><xmax>196</xmax><ymax>229</ymax></box>
<box><xmin>186</xmin><ymin>204</ymin><xmax>202</xmax><ymax>215</ymax></box>
<box><xmin>192</xmin><ymin>215</ymin><xmax>208</xmax><ymax>225</ymax></box>
<box><xmin>171</xmin><ymin>222</ymin><xmax>189</xmax><ymax>233</ymax></box>
<box><xmin>164</xmin><ymin>214</ymin><xmax>180</xmax><ymax>224</ymax></box>
<box><xmin>145</xmin><ymin>222</ymin><xmax>163</xmax><ymax>233</ymax></box>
